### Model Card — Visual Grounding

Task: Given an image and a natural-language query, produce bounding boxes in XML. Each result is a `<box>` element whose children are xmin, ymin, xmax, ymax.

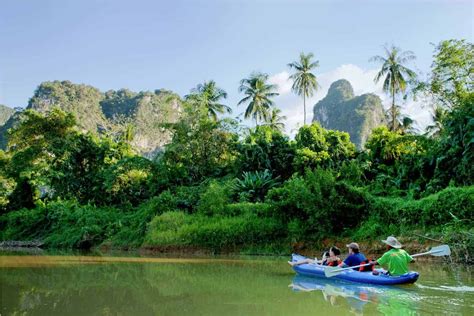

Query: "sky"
<box><xmin>1</xmin><ymin>0</ymin><xmax>473</xmax><ymax>133</ymax></box>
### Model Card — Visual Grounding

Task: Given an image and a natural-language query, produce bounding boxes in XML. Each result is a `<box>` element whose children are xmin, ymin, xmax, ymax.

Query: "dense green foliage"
<box><xmin>0</xmin><ymin>39</ymin><xmax>472</xmax><ymax>262</ymax></box>
<box><xmin>294</xmin><ymin>123</ymin><xmax>355</xmax><ymax>171</ymax></box>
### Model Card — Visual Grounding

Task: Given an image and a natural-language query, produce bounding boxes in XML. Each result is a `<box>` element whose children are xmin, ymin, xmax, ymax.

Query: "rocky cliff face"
<box><xmin>312</xmin><ymin>79</ymin><xmax>386</xmax><ymax>149</ymax></box>
<box><xmin>0</xmin><ymin>81</ymin><xmax>182</xmax><ymax>157</ymax></box>
<box><xmin>28</xmin><ymin>81</ymin><xmax>109</xmax><ymax>133</ymax></box>
<box><xmin>0</xmin><ymin>105</ymin><xmax>16</xmax><ymax>148</ymax></box>
<box><xmin>0</xmin><ymin>104</ymin><xmax>15</xmax><ymax>126</ymax></box>
<box><xmin>102</xmin><ymin>88</ymin><xmax>182</xmax><ymax>157</ymax></box>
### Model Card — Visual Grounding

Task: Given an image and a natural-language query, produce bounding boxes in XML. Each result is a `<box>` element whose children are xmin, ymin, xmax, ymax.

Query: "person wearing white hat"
<box><xmin>375</xmin><ymin>236</ymin><xmax>415</xmax><ymax>276</ymax></box>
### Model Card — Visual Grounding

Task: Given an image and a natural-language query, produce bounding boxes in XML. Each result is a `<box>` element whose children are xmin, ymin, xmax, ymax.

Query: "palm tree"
<box><xmin>399</xmin><ymin>116</ymin><xmax>416</xmax><ymax>135</ymax></box>
<box><xmin>370</xmin><ymin>45</ymin><xmax>417</xmax><ymax>131</ymax></box>
<box><xmin>185</xmin><ymin>81</ymin><xmax>231</xmax><ymax>120</ymax></box>
<box><xmin>238</xmin><ymin>72</ymin><xmax>279</xmax><ymax>126</ymax></box>
<box><xmin>425</xmin><ymin>106</ymin><xmax>446</xmax><ymax>137</ymax></box>
<box><xmin>266</xmin><ymin>108</ymin><xmax>286</xmax><ymax>132</ymax></box>
<box><xmin>288</xmin><ymin>52</ymin><xmax>320</xmax><ymax>125</ymax></box>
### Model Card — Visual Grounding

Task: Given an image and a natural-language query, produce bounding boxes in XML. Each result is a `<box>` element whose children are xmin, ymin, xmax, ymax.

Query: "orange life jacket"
<box><xmin>326</xmin><ymin>259</ymin><xmax>342</xmax><ymax>267</ymax></box>
<box><xmin>359</xmin><ymin>259</ymin><xmax>375</xmax><ymax>272</ymax></box>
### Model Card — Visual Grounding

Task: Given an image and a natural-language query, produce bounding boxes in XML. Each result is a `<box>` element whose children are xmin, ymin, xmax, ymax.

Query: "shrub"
<box><xmin>102</xmin><ymin>156</ymin><xmax>155</xmax><ymax>206</ymax></box>
<box><xmin>294</xmin><ymin>123</ymin><xmax>355</xmax><ymax>171</ymax></box>
<box><xmin>236</xmin><ymin>126</ymin><xmax>296</xmax><ymax>180</ymax></box>
<box><xmin>354</xmin><ymin>185</ymin><xmax>474</xmax><ymax>239</ymax></box>
<box><xmin>232</xmin><ymin>170</ymin><xmax>280</xmax><ymax>202</ymax></box>
<box><xmin>173</xmin><ymin>184</ymin><xmax>206</xmax><ymax>212</ymax></box>
<box><xmin>196</xmin><ymin>180</ymin><xmax>234</xmax><ymax>215</ymax></box>
<box><xmin>0</xmin><ymin>200</ymin><xmax>122</xmax><ymax>248</ymax></box>
<box><xmin>225</xmin><ymin>202</ymin><xmax>272</xmax><ymax>217</ymax></box>
<box><xmin>337</xmin><ymin>160</ymin><xmax>365</xmax><ymax>186</ymax></box>
<box><xmin>266</xmin><ymin>169</ymin><xmax>369</xmax><ymax>239</ymax></box>
<box><xmin>108</xmin><ymin>193</ymin><xmax>178</xmax><ymax>248</ymax></box>
<box><xmin>0</xmin><ymin>207</ymin><xmax>50</xmax><ymax>241</ymax></box>
<box><xmin>144</xmin><ymin>211</ymin><xmax>284</xmax><ymax>251</ymax></box>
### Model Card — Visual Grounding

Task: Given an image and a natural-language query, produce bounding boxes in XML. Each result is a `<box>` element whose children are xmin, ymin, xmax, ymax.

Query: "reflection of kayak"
<box><xmin>291</xmin><ymin>275</ymin><xmax>367</xmax><ymax>300</ymax></box>
<box><xmin>290</xmin><ymin>254</ymin><xmax>419</xmax><ymax>285</ymax></box>
<box><xmin>290</xmin><ymin>275</ymin><xmax>375</xmax><ymax>313</ymax></box>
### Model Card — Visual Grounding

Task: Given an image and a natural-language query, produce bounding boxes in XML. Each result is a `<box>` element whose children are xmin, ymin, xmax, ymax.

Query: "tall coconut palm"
<box><xmin>370</xmin><ymin>45</ymin><xmax>417</xmax><ymax>131</ymax></box>
<box><xmin>266</xmin><ymin>108</ymin><xmax>286</xmax><ymax>132</ymax></box>
<box><xmin>288</xmin><ymin>52</ymin><xmax>320</xmax><ymax>125</ymax></box>
<box><xmin>185</xmin><ymin>80</ymin><xmax>231</xmax><ymax>120</ymax></box>
<box><xmin>238</xmin><ymin>72</ymin><xmax>279</xmax><ymax>126</ymax></box>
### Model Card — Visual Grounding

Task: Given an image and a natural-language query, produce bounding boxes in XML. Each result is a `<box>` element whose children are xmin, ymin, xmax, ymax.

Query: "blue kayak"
<box><xmin>290</xmin><ymin>254</ymin><xmax>419</xmax><ymax>285</ymax></box>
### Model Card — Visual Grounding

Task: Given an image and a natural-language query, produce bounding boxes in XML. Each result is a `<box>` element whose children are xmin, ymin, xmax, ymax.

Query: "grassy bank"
<box><xmin>1</xmin><ymin>185</ymin><xmax>472</xmax><ymax>264</ymax></box>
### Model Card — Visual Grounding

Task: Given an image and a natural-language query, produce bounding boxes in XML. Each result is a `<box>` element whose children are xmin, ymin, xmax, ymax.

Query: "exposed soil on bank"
<box><xmin>2</xmin><ymin>236</ymin><xmax>467</xmax><ymax>264</ymax></box>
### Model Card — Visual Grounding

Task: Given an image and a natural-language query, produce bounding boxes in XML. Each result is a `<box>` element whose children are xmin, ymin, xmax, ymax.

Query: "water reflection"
<box><xmin>1</xmin><ymin>253</ymin><xmax>473</xmax><ymax>315</ymax></box>
<box><xmin>289</xmin><ymin>275</ymin><xmax>420</xmax><ymax>315</ymax></box>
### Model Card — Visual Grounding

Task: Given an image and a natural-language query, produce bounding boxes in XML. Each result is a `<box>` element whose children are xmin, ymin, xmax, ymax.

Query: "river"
<box><xmin>0</xmin><ymin>251</ymin><xmax>472</xmax><ymax>315</ymax></box>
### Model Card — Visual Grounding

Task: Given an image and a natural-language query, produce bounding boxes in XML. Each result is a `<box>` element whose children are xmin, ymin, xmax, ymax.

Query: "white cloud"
<box><xmin>272</xmin><ymin>64</ymin><xmax>432</xmax><ymax>137</ymax></box>
<box><xmin>268</xmin><ymin>71</ymin><xmax>293</xmax><ymax>95</ymax></box>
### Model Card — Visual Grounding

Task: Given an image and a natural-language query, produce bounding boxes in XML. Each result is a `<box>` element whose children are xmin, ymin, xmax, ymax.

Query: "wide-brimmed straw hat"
<box><xmin>381</xmin><ymin>236</ymin><xmax>402</xmax><ymax>249</ymax></box>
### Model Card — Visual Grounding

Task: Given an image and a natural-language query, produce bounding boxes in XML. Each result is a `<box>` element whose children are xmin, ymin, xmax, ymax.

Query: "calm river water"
<box><xmin>0</xmin><ymin>251</ymin><xmax>472</xmax><ymax>315</ymax></box>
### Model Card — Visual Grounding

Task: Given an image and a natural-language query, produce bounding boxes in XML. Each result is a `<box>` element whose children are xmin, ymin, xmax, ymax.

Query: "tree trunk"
<box><xmin>303</xmin><ymin>94</ymin><xmax>306</xmax><ymax>125</ymax></box>
<box><xmin>391</xmin><ymin>85</ymin><xmax>397</xmax><ymax>131</ymax></box>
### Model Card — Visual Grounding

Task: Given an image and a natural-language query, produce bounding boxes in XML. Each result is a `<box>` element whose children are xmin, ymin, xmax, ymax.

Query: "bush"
<box><xmin>102</xmin><ymin>156</ymin><xmax>155</xmax><ymax>206</ymax></box>
<box><xmin>353</xmin><ymin>185</ymin><xmax>474</xmax><ymax>239</ymax></box>
<box><xmin>236</xmin><ymin>126</ymin><xmax>295</xmax><ymax>180</ymax></box>
<box><xmin>173</xmin><ymin>184</ymin><xmax>206</xmax><ymax>212</ymax></box>
<box><xmin>231</xmin><ymin>170</ymin><xmax>279</xmax><ymax>202</ymax></box>
<box><xmin>266</xmin><ymin>169</ymin><xmax>369</xmax><ymax>239</ymax></box>
<box><xmin>294</xmin><ymin>123</ymin><xmax>355</xmax><ymax>171</ymax></box>
<box><xmin>196</xmin><ymin>180</ymin><xmax>234</xmax><ymax>215</ymax></box>
<box><xmin>109</xmin><ymin>190</ymin><xmax>186</xmax><ymax>247</ymax></box>
<box><xmin>0</xmin><ymin>200</ymin><xmax>122</xmax><ymax>248</ymax></box>
<box><xmin>144</xmin><ymin>211</ymin><xmax>284</xmax><ymax>251</ymax></box>
<box><xmin>0</xmin><ymin>207</ymin><xmax>50</xmax><ymax>241</ymax></box>
<box><xmin>225</xmin><ymin>202</ymin><xmax>272</xmax><ymax>217</ymax></box>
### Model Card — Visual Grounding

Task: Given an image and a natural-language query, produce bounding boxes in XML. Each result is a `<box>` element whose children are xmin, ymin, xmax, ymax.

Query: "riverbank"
<box><xmin>2</xmin><ymin>236</ymin><xmax>461</xmax><ymax>265</ymax></box>
<box><xmin>1</xmin><ymin>185</ymin><xmax>472</xmax><ymax>264</ymax></box>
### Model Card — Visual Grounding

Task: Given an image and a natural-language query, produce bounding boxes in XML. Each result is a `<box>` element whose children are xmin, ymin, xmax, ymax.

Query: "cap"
<box><xmin>345</xmin><ymin>242</ymin><xmax>360</xmax><ymax>250</ymax></box>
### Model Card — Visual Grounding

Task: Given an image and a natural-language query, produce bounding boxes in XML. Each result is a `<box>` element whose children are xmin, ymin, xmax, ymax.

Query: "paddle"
<box><xmin>324</xmin><ymin>244</ymin><xmax>451</xmax><ymax>278</ymax></box>
<box><xmin>288</xmin><ymin>259</ymin><xmax>323</xmax><ymax>266</ymax></box>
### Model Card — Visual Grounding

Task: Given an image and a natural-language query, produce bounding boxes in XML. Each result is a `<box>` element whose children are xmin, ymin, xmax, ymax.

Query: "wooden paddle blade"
<box><xmin>430</xmin><ymin>245</ymin><xmax>451</xmax><ymax>256</ymax></box>
<box><xmin>324</xmin><ymin>266</ymin><xmax>341</xmax><ymax>278</ymax></box>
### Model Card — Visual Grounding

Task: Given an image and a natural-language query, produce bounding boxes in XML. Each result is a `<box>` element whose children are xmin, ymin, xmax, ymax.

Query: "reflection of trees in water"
<box><xmin>1</xmin><ymin>259</ymin><xmax>304</xmax><ymax>315</ymax></box>
<box><xmin>2</xmin><ymin>259</ymin><xmax>473</xmax><ymax>315</ymax></box>
<box><xmin>1</xmin><ymin>264</ymin><xmax>162</xmax><ymax>315</ymax></box>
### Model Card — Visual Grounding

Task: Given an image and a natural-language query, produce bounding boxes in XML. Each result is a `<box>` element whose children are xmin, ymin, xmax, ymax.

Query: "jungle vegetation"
<box><xmin>0</xmin><ymin>39</ymin><xmax>472</xmax><ymax>262</ymax></box>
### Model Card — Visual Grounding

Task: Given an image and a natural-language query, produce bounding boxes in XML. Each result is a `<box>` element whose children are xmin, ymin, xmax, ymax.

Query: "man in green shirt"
<box><xmin>376</xmin><ymin>236</ymin><xmax>414</xmax><ymax>276</ymax></box>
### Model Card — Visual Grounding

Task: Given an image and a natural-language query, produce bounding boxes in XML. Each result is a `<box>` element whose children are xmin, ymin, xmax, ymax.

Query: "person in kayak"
<box><xmin>288</xmin><ymin>246</ymin><xmax>340</xmax><ymax>266</ymax></box>
<box><xmin>339</xmin><ymin>242</ymin><xmax>367</xmax><ymax>270</ymax></box>
<box><xmin>322</xmin><ymin>246</ymin><xmax>342</xmax><ymax>266</ymax></box>
<box><xmin>373</xmin><ymin>236</ymin><xmax>414</xmax><ymax>276</ymax></box>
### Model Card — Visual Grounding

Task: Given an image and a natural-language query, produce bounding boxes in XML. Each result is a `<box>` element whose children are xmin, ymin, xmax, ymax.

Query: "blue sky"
<box><xmin>1</xmin><ymin>0</ymin><xmax>472</xmax><ymax>131</ymax></box>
